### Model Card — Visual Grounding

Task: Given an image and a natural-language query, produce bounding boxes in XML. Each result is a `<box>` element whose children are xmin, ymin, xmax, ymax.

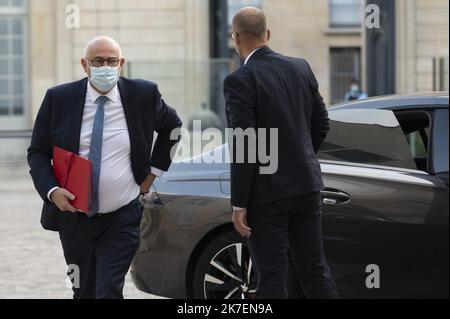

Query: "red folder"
<box><xmin>53</xmin><ymin>146</ymin><xmax>92</xmax><ymax>213</ymax></box>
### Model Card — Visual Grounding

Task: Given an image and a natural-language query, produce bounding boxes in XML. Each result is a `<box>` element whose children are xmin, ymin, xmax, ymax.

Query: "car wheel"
<box><xmin>192</xmin><ymin>230</ymin><xmax>257</xmax><ymax>299</ymax></box>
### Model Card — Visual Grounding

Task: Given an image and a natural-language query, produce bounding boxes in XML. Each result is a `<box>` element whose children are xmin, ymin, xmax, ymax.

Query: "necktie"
<box><xmin>87</xmin><ymin>96</ymin><xmax>109</xmax><ymax>217</ymax></box>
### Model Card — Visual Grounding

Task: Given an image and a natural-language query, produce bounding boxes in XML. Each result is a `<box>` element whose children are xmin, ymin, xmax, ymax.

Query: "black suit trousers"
<box><xmin>59</xmin><ymin>197</ymin><xmax>143</xmax><ymax>299</ymax></box>
<box><xmin>247</xmin><ymin>192</ymin><xmax>339</xmax><ymax>299</ymax></box>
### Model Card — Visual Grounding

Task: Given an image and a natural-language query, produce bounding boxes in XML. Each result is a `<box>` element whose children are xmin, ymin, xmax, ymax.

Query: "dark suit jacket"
<box><xmin>27</xmin><ymin>77</ymin><xmax>182</xmax><ymax>231</ymax></box>
<box><xmin>224</xmin><ymin>46</ymin><xmax>330</xmax><ymax>209</ymax></box>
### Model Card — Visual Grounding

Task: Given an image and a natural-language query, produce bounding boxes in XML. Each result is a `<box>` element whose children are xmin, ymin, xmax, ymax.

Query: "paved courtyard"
<box><xmin>0</xmin><ymin>162</ymin><xmax>162</xmax><ymax>299</ymax></box>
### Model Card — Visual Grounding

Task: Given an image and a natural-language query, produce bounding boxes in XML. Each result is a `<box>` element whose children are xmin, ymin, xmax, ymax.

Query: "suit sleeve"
<box><xmin>224</xmin><ymin>74</ymin><xmax>257</xmax><ymax>209</ymax></box>
<box><xmin>306</xmin><ymin>62</ymin><xmax>330</xmax><ymax>153</ymax></box>
<box><xmin>150</xmin><ymin>85</ymin><xmax>183</xmax><ymax>172</ymax></box>
<box><xmin>27</xmin><ymin>90</ymin><xmax>59</xmax><ymax>204</ymax></box>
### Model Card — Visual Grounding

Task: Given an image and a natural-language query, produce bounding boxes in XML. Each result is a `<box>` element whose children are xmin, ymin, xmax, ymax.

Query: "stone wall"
<box><xmin>29</xmin><ymin>0</ymin><xmax>210</xmax><ymax>124</ymax></box>
<box><xmin>396</xmin><ymin>0</ymin><xmax>449</xmax><ymax>93</ymax></box>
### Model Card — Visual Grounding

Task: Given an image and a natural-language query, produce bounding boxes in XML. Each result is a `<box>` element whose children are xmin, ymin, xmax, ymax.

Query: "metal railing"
<box><xmin>433</xmin><ymin>56</ymin><xmax>449</xmax><ymax>92</ymax></box>
<box><xmin>0</xmin><ymin>130</ymin><xmax>32</xmax><ymax>138</ymax></box>
<box><xmin>0</xmin><ymin>130</ymin><xmax>31</xmax><ymax>165</ymax></box>
<box><xmin>125</xmin><ymin>59</ymin><xmax>237</xmax><ymax>129</ymax></box>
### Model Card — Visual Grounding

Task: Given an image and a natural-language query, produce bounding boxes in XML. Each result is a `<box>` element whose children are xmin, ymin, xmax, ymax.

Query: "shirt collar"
<box><xmin>86</xmin><ymin>81</ymin><xmax>120</xmax><ymax>104</ymax></box>
<box><xmin>244</xmin><ymin>47</ymin><xmax>262</xmax><ymax>65</ymax></box>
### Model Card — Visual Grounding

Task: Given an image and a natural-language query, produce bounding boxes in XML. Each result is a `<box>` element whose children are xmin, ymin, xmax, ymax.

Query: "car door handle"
<box><xmin>321</xmin><ymin>189</ymin><xmax>351</xmax><ymax>205</ymax></box>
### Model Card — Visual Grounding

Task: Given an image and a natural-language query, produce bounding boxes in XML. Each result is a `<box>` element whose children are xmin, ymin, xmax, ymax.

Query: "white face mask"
<box><xmin>351</xmin><ymin>84</ymin><xmax>360</xmax><ymax>93</ymax></box>
<box><xmin>89</xmin><ymin>65</ymin><xmax>120</xmax><ymax>92</ymax></box>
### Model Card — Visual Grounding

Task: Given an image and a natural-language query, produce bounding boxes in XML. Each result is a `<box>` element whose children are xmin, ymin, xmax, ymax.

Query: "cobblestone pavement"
<box><xmin>0</xmin><ymin>162</ymin><xmax>163</xmax><ymax>299</ymax></box>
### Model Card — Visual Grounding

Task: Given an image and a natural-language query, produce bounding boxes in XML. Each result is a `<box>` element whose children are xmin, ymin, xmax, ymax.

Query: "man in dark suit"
<box><xmin>27</xmin><ymin>36</ymin><xmax>182</xmax><ymax>299</ymax></box>
<box><xmin>224</xmin><ymin>7</ymin><xmax>339</xmax><ymax>299</ymax></box>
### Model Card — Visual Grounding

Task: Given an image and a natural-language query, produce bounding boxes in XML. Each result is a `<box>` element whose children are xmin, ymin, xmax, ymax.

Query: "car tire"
<box><xmin>192</xmin><ymin>230</ymin><xmax>257</xmax><ymax>299</ymax></box>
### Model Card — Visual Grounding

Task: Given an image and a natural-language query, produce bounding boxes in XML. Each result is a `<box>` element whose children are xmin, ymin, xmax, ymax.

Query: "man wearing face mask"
<box><xmin>27</xmin><ymin>36</ymin><xmax>182</xmax><ymax>299</ymax></box>
<box><xmin>344</xmin><ymin>79</ymin><xmax>368</xmax><ymax>101</ymax></box>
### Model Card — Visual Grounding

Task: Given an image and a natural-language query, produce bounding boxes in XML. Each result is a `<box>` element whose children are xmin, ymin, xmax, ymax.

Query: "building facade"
<box><xmin>27</xmin><ymin>0</ymin><xmax>210</xmax><ymax>127</ymax></box>
<box><xmin>396</xmin><ymin>0</ymin><xmax>449</xmax><ymax>94</ymax></box>
<box><xmin>265</xmin><ymin>0</ymin><xmax>365</xmax><ymax>105</ymax></box>
<box><xmin>0</xmin><ymin>0</ymin><xmax>448</xmax><ymax>161</ymax></box>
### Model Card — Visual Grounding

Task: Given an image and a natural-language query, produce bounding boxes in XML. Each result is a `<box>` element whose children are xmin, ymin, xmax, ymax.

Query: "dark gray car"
<box><xmin>131</xmin><ymin>93</ymin><xmax>449</xmax><ymax>299</ymax></box>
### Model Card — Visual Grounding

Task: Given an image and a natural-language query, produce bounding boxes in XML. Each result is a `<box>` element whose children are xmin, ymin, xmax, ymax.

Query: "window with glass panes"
<box><xmin>330</xmin><ymin>47</ymin><xmax>361</xmax><ymax>104</ymax></box>
<box><xmin>329</xmin><ymin>0</ymin><xmax>362</xmax><ymax>28</ymax></box>
<box><xmin>0</xmin><ymin>0</ymin><xmax>26</xmax><ymax>116</ymax></box>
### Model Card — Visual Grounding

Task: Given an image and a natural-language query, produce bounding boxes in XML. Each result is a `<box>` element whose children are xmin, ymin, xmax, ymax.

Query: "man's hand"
<box><xmin>140</xmin><ymin>173</ymin><xmax>157</xmax><ymax>195</ymax></box>
<box><xmin>232</xmin><ymin>208</ymin><xmax>252</xmax><ymax>238</ymax></box>
<box><xmin>50</xmin><ymin>188</ymin><xmax>78</xmax><ymax>213</ymax></box>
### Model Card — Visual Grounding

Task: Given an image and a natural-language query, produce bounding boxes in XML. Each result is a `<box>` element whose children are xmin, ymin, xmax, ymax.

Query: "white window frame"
<box><xmin>0</xmin><ymin>0</ymin><xmax>28</xmax><ymax>124</ymax></box>
<box><xmin>329</xmin><ymin>0</ymin><xmax>363</xmax><ymax>28</ymax></box>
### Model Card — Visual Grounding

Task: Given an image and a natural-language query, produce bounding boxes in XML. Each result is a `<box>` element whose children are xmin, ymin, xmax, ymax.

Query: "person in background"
<box><xmin>344</xmin><ymin>79</ymin><xmax>368</xmax><ymax>101</ymax></box>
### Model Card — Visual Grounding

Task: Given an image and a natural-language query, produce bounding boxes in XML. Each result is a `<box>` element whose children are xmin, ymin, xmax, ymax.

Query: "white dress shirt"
<box><xmin>48</xmin><ymin>82</ymin><xmax>164</xmax><ymax>214</ymax></box>
<box><xmin>244</xmin><ymin>47</ymin><xmax>261</xmax><ymax>65</ymax></box>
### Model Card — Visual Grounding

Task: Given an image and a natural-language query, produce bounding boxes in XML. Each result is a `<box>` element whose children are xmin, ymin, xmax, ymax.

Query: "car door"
<box><xmin>318</xmin><ymin>108</ymin><xmax>448</xmax><ymax>298</ymax></box>
<box><xmin>425</xmin><ymin>108</ymin><xmax>449</xmax><ymax>297</ymax></box>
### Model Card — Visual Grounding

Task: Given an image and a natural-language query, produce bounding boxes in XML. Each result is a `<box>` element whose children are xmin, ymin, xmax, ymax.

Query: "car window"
<box><xmin>432</xmin><ymin>109</ymin><xmax>449</xmax><ymax>173</ymax></box>
<box><xmin>318</xmin><ymin>109</ymin><xmax>418</xmax><ymax>170</ymax></box>
<box><xmin>406</xmin><ymin>130</ymin><xmax>428</xmax><ymax>158</ymax></box>
<box><xmin>394</xmin><ymin>110</ymin><xmax>431</xmax><ymax>172</ymax></box>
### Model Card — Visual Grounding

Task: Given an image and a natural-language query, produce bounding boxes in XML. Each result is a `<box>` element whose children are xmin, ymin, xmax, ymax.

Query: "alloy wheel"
<box><xmin>203</xmin><ymin>243</ymin><xmax>257</xmax><ymax>299</ymax></box>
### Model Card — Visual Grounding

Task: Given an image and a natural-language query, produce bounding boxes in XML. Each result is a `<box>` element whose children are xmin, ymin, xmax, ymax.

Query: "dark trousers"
<box><xmin>247</xmin><ymin>192</ymin><xmax>339</xmax><ymax>299</ymax></box>
<box><xmin>58</xmin><ymin>197</ymin><xmax>143</xmax><ymax>299</ymax></box>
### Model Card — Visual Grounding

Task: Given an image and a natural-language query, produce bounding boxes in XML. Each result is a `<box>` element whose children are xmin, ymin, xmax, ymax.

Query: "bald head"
<box><xmin>83</xmin><ymin>36</ymin><xmax>122</xmax><ymax>59</ymax></box>
<box><xmin>232</xmin><ymin>7</ymin><xmax>268</xmax><ymax>41</ymax></box>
